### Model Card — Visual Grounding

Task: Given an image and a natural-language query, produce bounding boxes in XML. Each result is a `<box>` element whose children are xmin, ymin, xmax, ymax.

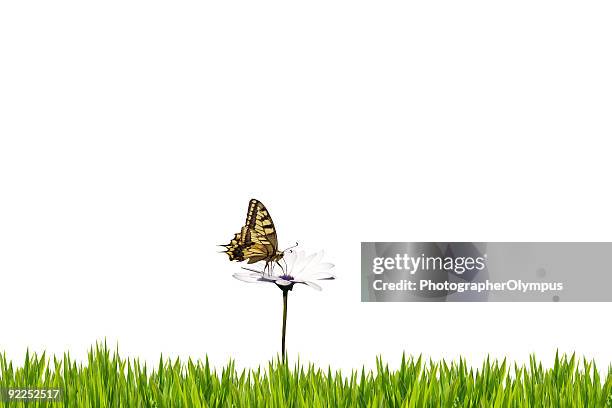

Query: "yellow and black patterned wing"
<box><xmin>222</xmin><ymin>199</ymin><xmax>280</xmax><ymax>264</ymax></box>
<box><xmin>223</xmin><ymin>232</ymin><xmax>245</xmax><ymax>261</ymax></box>
<box><xmin>242</xmin><ymin>199</ymin><xmax>278</xmax><ymax>250</ymax></box>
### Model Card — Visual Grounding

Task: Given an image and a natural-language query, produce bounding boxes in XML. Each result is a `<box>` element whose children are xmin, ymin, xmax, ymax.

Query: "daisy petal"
<box><xmin>303</xmin><ymin>281</ymin><xmax>322</xmax><ymax>291</ymax></box>
<box><xmin>233</xmin><ymin>273</ymin><xmax>262</xmax><ymax>283</ymax></box>
<box><xmin>294</xmin><ymin>252</ymin><xmax>317</xmax><ymax>275</ymax></box>
<box><xmin>305</xmin><ymin>272</ymin><xmax>336</xmax><ymax>280</ymax></box>
<box><xmin>314</xmin><ymin>262</ymin><xmax>334</xmax><ymax>271</ymax></box>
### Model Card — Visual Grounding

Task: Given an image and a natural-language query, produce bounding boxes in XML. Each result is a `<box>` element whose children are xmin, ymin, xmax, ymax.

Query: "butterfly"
<box><xmin>221</xmin><ymin>199</ymin><xmax>295</xmax><ymax>273</ymax></box>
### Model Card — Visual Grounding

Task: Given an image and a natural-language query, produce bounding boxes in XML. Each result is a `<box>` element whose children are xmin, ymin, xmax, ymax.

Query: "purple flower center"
<box><xmin>278</xmin><ymin>274</ymin><xmax>294</xmax><ymax>281</ymax></box>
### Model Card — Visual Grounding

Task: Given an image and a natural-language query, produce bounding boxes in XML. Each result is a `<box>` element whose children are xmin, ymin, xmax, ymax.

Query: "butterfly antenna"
<box><xmin>284</xmin><ymin>241</ymin><xmax>299</xmax><ymax>253</ymax></box>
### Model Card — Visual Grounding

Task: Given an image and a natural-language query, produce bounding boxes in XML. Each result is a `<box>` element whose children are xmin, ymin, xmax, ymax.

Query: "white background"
<box><xmin>1</xmin><ymin>1</ymin><xmax>611</xmax><ymax>373</ymax></box>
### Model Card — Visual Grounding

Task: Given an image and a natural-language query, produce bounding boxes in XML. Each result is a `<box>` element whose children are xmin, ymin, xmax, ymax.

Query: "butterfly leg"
<box><xmin>264</xmin><ymin>261</ymin><xmax>272</xmax><ymax>276</ymax></box>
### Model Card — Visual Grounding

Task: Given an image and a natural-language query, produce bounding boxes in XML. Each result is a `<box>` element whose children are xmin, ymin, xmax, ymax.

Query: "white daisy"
<box><xmin>233</xmin><ymin>250</ymin><xmax>335</xmax><ymax>291</ymax></box>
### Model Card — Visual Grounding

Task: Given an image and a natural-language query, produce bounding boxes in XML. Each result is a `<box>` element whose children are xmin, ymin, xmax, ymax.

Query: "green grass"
<box><xmin>1</xmin><ymin>344</ymin><xmax>611</xmax><ymax>407</ymax></box>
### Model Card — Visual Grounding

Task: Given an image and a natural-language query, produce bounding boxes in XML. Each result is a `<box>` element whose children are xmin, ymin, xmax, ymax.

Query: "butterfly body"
<box><xmin>222</xmin><ymin>199</ymin><xmax>284</xmax><ymax>271</ymax></box>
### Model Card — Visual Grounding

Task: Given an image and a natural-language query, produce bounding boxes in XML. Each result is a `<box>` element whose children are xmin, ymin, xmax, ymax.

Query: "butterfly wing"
<box><xmin>244</xmin><ymin>199</ymin><xmax>278</xmax><ymax>250</ymax></box>
<box><xmin>222</xmin><ymin>199</ymin><xmax>280</xmax><ymax>264</ymax></box>
<box><xmin>223</xmin><ymin>232</ymin><xmax>245</xmax><ymax>261</ymax></box>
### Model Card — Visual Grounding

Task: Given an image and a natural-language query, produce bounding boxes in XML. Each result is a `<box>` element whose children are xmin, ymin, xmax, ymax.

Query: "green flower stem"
<box><xmin>281</xmin><ymin>288</ymin><xmax>288</xmax><ymax>361</ymax></box>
